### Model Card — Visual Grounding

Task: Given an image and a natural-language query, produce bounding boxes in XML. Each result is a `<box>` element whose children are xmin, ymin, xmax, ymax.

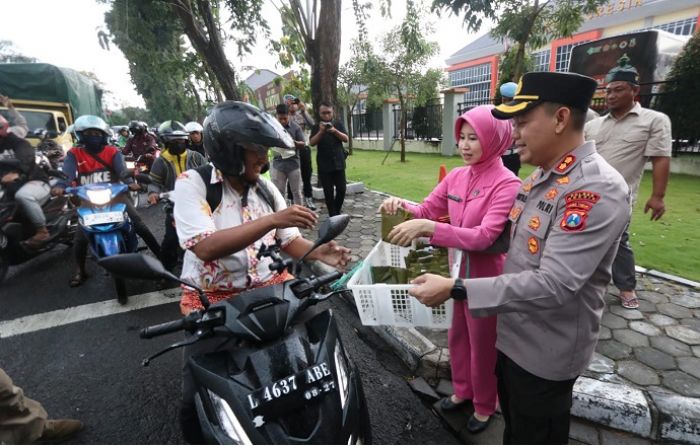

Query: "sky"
<box><xmin>1</xmin><ymin>0</ymin><xmax>491</xmax><ymax>110</ymax></box>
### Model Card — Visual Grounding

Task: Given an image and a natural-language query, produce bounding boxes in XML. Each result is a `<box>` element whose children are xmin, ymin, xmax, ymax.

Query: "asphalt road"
<box><xmin>0</xmin><ymin>197</ymin><xmax>458</xmax><ymax>444</ymax></box>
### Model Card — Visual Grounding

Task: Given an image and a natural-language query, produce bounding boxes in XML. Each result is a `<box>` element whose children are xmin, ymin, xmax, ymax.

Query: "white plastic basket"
<box><xmin>347</xmin><ymin>240</ymin><xmax>453</xmax><ymax>328</ymax></box>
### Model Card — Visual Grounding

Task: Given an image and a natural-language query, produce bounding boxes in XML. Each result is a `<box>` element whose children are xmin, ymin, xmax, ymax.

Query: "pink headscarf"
<box><xmin>454</xmin><ymin>105</ymin><xmax>513</xmax><ymax>171</ymax></box>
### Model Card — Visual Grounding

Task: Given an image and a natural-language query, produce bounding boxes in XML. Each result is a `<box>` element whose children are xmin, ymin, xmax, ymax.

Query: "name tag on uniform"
<box><xmin>447</xmin><ymin>194</ymin><xmax>462</xmax><ymax>202</ymax></box>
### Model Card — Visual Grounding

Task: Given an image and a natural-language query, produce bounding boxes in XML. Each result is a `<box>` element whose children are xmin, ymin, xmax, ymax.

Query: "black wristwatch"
<box><xmin>451</xmin><ymin>278</ymin><xmax>467</xmax><ymax>301</ymax></box>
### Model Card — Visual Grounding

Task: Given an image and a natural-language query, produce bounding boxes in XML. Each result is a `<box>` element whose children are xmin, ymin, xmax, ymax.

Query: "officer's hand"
<box><xmin>387</xmin><ymin>219</ymin><xmax>434</xmax><ymax>247</ymax></box>
<box><xmin>314</xmin><ymin>241</ymin><xmax>352</xmax><ymax>271</ymax></box>
<box><xmin>0</xmin><ymin>172</ymin><xmax>19</xmax><ymax>184</ymax></box>
<box><xmin>51</xmin><ymin>187</ymin><xmax>64</xmax><ymax>197</ymax></box>
<box><xmin>409</xmin><ymin>273</ymin><xmax>454</xmax><ymax>308</ymax></box>
<box><xmin>148</xmin><ymin>193</ymin><xmax>159</xmax><ymax>205</ymax></box>
<box><xmin>644</xmin><ymin>195</ymin><xmax>665</xmax><ymax>221</ymax></box>
<box><xmin>379</xmin><ymin>197</ymin><xmax>404</xmax><ymax>215</ymax></box>
<box><xmin>271</xmin><ymin>205</ymin><xmax>317</xmax><ymax>230</ymax></box>
<box><xmin>128</xmin><ymin>182</ymin><xmax>141</xmax><ymax>191</ymax></box>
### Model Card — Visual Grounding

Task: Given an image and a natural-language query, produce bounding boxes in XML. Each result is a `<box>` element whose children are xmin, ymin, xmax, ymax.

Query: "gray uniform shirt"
<box><xmin>272</xmin><ymin>120</ymin><xmax>304</xmax><ymax>173</ymax></box>
<box><xmin>466</xmin><ymin>142</ymin><xmax>630</xmax><ymax>381</ymax></box>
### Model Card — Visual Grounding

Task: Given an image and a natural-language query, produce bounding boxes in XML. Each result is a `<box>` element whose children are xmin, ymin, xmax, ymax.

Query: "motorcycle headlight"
<box><xmin>207</xmin><ymin>390</ymin><xmax>252</xmax><ymax>444</ymax></box>
<box><xmin>86</xmin><ymin>188</ymin><xmax>112</xmax><ymax>206</ymax></box>
<box><xmin>334</xmin><ymin>343</ymin><xmax>349</xmax><ymax>409</ymax></box>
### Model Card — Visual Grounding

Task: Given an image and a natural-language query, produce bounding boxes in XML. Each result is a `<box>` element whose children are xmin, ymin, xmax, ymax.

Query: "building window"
<box><xmin>651</xmin><ymin>17</ymin><xmax>697</xmax><ymax>36</ymax></box>
<box><xmin>531</xmin><ymin>50</ymin><xmax>551</xmax><ymax>72</ymax></box>
<box><xmin>449</xmin><ymin>62</ymin><xmax>492</xmax><ymax>101</ymax></box>
<box><xmin>554</xmin><ymin>41</ymin><xmax>590</xmax><ymax>72</ymax></box>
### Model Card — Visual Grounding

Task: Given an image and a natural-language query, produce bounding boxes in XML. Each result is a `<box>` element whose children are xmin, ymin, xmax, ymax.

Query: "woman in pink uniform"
<box><xmin>381</xmin><ymin>105</ymin><xmax>521</xmax><ymax>433</ymax></box>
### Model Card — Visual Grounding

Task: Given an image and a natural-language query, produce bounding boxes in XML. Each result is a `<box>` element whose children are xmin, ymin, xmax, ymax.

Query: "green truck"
<box><xmin>0</xmin><ymin>63</ymin><xmax>104</xmax><ymax>152</ymax></box>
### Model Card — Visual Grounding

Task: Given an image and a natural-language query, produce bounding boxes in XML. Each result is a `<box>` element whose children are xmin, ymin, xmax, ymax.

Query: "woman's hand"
<box><xmin>379</xmin><ymin>197</ymin><xmax>404</xmax><ymax>215</ymax></box>
<box><xmin>270</xmin><ymin>205</ymin><xmax>318</xmax><ymax>230</ymax></box>
<box><xmin>387</xmin><ymin>219</ymin><xmax>435</xmax><ymax>247</ymax></box>
<box><xmin>313</xmin><ymin>241</ymin><xmax>352</xmax><ymax>270</ymax></box>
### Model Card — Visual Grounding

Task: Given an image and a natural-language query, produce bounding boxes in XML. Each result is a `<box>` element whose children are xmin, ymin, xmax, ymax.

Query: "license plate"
<box><xmin>247</xmin><ymin>362</ymin><xmax>335</xmax><ymax>416</ymax></box>
<box><xmin>82</xmin><ymin>211</ymin><xmax>124</xmax><ymax>226</ymax></box>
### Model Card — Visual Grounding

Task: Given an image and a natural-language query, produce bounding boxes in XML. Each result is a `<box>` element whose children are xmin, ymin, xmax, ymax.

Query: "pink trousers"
<box><xmin>448</xmin><ymin>300</ymin><xmax>498</xmax><ymax>416</ymax></box>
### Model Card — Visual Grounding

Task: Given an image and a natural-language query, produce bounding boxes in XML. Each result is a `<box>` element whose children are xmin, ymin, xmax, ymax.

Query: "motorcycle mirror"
<box><xmin>98</xmin><ymin>253</ymin><xmax>175</xmax><ymax>281</ymax></box>
<box><xmin>296</xmin><ymin>214</ymin><xmax>351</xmax><ymax>265</ymax></box>
<box><xmin>98</xmin><ymin>254</ymin><xmax>211</xmax><ymax>309</ymax></box>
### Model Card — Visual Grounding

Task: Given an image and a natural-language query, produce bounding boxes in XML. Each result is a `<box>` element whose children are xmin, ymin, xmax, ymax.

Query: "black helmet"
<box><xmin>203</xmin><ymin>101</ymin><xmax>293</xmax><ymax>177</ymax></box>
<box><xmin>128</xmin><ymin>120</ymin><xmax>145</xmax><ymax>135</ymax></box>
<box><xmin>157</xmin><ymin>120</ymin><xmax>188</xmax><ymax>144</ymax></box>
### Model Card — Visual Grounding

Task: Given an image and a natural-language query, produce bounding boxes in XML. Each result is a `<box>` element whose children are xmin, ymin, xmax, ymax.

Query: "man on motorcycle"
<box><xmin>184</xmin><ymin>121</ymin><xmax>206</xmax><ymax>157</ymax></box>
<box><xmin>148</xmin><ymin>120</ymin><xmax>207</xmax><ymax>273</ymax></box>
<box><xmin>0</xmin><ymin>115</ymin><xmax>52</xmax><ymax>250</ymax></box>
<box><xmin>123</xmin><ymin>120</ymin><xmax>158</xmax><ymax>171</ymax></box>
<box><xmin>51</xmin><ymin>115</ymin><xmax>161</xmax><ymax>287</ymax></box>
<box><xmin>173</xmin><ymin>101</ymin><xmax>351</xmax><ymax>443</ymax></box>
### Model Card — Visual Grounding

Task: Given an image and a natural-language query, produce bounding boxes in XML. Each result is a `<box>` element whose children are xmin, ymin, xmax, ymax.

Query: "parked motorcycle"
<box><xmin>0</xmin><ymin>162</ymin><xmax>76</xmax><ymax>285</ymax></box>
<box><xmin>66</xmin><ymin>182</ymin><xmax>138</xmax><ymax>304</ymax></box>
<box><xmin>98</xmin><ymin>215</ymin><xmax>372</xmax><ymax>444</ymax></box>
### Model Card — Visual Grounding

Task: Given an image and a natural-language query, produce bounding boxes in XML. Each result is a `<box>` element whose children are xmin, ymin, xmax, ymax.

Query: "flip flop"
<box><xmin>620</xmin><ymin>293</ymin><xmax>639</xmax><ymax>309</ymax></box>
<box><xmin>69</xmin><ymin>271</ymin><xmax>88</xmax><ymax>288</ymax></box>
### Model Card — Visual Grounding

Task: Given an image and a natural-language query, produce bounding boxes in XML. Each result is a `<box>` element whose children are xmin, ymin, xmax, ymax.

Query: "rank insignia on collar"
<box><xmin>528</xmin><ymin>216</ymin><xmax>541</xmax><ymax>231</ymax></box>
<box><xmin>545</xmin><ymin>188</ymin><xmax>558</xmax><ymax>200</ymax></box>
<box><xmin>560</xmin><ymin>209</ymin><xmax>588</xmax><ymax>232</ymax></box>
<box><xmin>555</xmin><ymin>154</ymin><xmax>576</xmax><ymax>173</ymax></box>
<box><xmin>509</xmin><ymin>206</ymin><xmax>522</xmax><ymax>220</ymax></box>
<box><xmin>522</xmin><ymin>182</ymin><xmax>533</xmax><ymax>193</ymax></box>
<box><xmin>528</xmin><ymin>236</ymin><xmax>539</xmax><ymax>254</ymax></box>
<box><xmin>556</xmin><ymin>176</ymin><xmax>570</xmax><ymax>185</ymax></box>
<box><xmin>530</xmin><ymin>170</ymin><xmax>539</xmax><ymax>180</ymax></box>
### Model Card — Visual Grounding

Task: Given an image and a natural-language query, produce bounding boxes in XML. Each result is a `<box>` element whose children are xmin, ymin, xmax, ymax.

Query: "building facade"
<box><xmin>445</xmin><ymin>0</ymin><xmax>700</xmax><ymax>101</ymax></box>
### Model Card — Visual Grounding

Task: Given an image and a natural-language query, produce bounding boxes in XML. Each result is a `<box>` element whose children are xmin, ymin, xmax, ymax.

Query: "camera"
<box><xmin>324</xmin><ymin>122</ymin><xmax>334</xmax><ymax>130</ymax></box>
<box><xmin>293</xmin><ymin>98</ymin><xmax>300</xmax><ymax>104</ymax></box>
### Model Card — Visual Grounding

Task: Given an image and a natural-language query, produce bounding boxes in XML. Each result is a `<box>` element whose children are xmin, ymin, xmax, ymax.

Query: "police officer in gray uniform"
<box><xmin>409</xmin><ymin>71</ymin><xmax>630</xmax><ymax>444</ymax></box>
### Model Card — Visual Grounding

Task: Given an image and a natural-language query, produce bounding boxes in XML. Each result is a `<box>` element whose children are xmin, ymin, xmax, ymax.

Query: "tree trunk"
<box><xmin>172</xmin><ymin>0</ymin><xmax>240</xmax><ymax>101</ymax></box>
<box><xmin>304</xmin><ymin>0</ymin><xmax>342</xmax><ymax>120</ymax></box>
<box><xmin>513</xmin><ymin>41</ymin><xmax>527</xmax><ymax>80</ymax></box>
<box><xmin>398</xmin><ymin>92</ymin><xmax>406</xmax><ymax>163</ymax></box>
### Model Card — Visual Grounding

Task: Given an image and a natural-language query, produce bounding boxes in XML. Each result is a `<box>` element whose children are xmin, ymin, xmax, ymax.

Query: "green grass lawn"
<box><xmin>337</xmin><ymin>147</ymin><xmax>700</xmax><ymax>281</ymax></box>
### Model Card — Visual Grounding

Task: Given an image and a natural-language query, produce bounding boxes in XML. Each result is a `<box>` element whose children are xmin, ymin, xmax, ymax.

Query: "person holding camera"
<box><xmin>285</xmin><ymin>95</ymin><xmax>316</xmax><ymax>210</ymax></box>
<box><xmin>309</xmin><ymin>102</ymin><xmax>349</xmax><ymax>217</ymax></box>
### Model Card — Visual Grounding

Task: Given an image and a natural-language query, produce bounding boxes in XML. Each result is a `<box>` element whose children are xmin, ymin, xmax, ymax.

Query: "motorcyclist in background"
<box><xmin>51</xmin><ymin>115</ymin><xmax>161</xmax><ymax>287</ymax></box>
<box><xmin>184</xmin><ymin>121</ymin><xmax>206</xmax><ymax>157</ymax></box>
<box><xmin>123</xmin><ymin>120</ymin><xmax>158</xmax><ymax>171</ymax></box>
<box><xmin>0</xmin><ymin>115</ymin><xmax>51</xmax><ymax>250</ymax></box>
<box><xmin>147</xmin><ymin>120</ymin><xmax>207</xmax><ymax>273</ymax></box>
<box><xmin>116</xmin><ymin>126</ymin><xmax>129</xmax><ymax>148</ymax></box>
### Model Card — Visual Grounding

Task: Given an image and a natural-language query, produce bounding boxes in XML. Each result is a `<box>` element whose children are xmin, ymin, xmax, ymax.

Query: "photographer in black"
<box><xmin>309</xmin><ymin>102</ymin><xmax>349</xmax><ymax>216</ymax></box>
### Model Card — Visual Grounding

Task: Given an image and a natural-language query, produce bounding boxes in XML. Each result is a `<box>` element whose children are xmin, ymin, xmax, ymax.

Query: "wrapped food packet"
<box><xmin>381</xmin><ymin>208</ymin><xmax>412</xmax><ymax>243</ymax></box>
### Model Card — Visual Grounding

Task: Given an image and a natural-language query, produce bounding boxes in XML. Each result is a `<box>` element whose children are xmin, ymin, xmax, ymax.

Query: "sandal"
<box><xmin>69</xmin><ymin>271</ymin><xmax>88</xmax><ymax>288</ymax></box>
<box><xmin>620</xmin><ymin>292</ymin><xmax>639</xmax><ymax>309</ymax></box>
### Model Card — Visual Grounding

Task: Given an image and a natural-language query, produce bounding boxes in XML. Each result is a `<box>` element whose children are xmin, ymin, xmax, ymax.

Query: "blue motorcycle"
<box><xmin>66</xmin><ymin>182</ymin><xmax>137</xmax><ymax>304</ymax></box>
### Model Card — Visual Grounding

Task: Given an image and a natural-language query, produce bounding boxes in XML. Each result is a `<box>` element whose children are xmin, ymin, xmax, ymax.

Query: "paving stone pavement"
<box><xmin>303</xmin><ymin>185</ymin><xmax>700</xmax><ymax>443</ymax></box>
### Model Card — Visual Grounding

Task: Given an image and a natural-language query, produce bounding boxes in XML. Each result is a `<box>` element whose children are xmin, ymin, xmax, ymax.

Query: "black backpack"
<box><xmin>193</xmin><ymin>164</ymin><xmax>277</xmax><ymax>213</ymax></box>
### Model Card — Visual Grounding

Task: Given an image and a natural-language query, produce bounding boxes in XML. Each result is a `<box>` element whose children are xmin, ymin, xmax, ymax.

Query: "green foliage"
<box><xmin>104</xmin><ymin>0</ymin><xmax>203</xmax><ymax>122</ymax></box>
<box><xmin>0</xmin><ymin>40</ymin><xmax>38</xmax><ymax>63</ymax></box>
<box><xmin>222</xmin><ymin>0</ymin><xmax>269</xmax><ymax>56</ymax></box>
<box><xmin>107</xmin><ymin>107</ymin><xmax>153</xmax><ymax>125</ymax></box>
<box><xmin>657</xmin><ymin>32</ymin><xmax>700</xmax><ymax>144</ymax></box>
<box><xmin>281</xmin><ymin>71</ymin><xmax>312</xmax><ymax>103</ymax></box>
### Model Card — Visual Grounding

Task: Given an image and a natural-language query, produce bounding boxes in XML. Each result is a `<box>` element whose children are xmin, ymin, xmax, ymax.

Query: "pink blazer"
<box><xmin>403</xmin><ymin>164</ymin><xmax>521</xmax><ymax>279</ymax></box>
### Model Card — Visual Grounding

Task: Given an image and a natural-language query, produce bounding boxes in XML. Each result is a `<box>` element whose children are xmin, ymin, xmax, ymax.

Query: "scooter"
<box><xmin>67</xmin><ymin>182</ymin><xmax>138</xmax><ymax>304</ymax></box>
<box><xmin>0</xmin><ymin>162</ymin><xmax>76</xmax><ymax>285</ymax></box>
<box><xmin>98</xmin><ymin>215</ymin><xmax>372</xmax><ymax>444</ymax></box>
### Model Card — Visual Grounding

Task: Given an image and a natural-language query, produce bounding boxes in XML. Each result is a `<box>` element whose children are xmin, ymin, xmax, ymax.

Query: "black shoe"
<box><xmin>466</xmin><ymin>414</ymin><xmax>491</xmax><ymax>434</ymax></box>
<box><xmin>439</xmin><ymin>396</ymin><xmax>470</xmax><ymax>411</ymax></box>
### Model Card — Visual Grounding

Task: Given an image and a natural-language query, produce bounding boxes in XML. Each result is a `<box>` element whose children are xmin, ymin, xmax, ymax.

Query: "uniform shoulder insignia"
<box><xmin>560</xmin><ymin>209</ymin><xmax>588</xmax><ymax>232</ymax></box>
<box><xmin>555</xmin><ymin>154</ymin><xmax>576</xmax><ymax>173</ymax></box>
<box><xmin>560</xmin><ymin>190</ymin><xmax>600</xmax><ymax>232</ymax></box>
<box><xmin>565</xmin><ymin>190</ymin><xmax>600</xmax><ymax>205</ymax></box>
<box><xmin>545</xmin><ymin>188</ymin><xmax>558</xmax><ymax>200</ymax></box>
<box><xmin>528</xmin><ymin>236</ymin><xmax>539</xmax><ymax>254</ymax></box>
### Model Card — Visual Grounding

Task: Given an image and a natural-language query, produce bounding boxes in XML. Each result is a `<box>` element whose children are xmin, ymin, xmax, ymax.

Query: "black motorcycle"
<box><xmin>99</xmin><ymin>215</ymin><xmax>372</xmax><ymax>444</ymax></box>
<box><xmin>0</xmin><ymin>161</ymin><xmax>76</xmax><ymax>285</ymax></box>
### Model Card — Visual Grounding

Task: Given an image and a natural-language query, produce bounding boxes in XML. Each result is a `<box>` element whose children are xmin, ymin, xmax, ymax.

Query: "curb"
<box><xmin>312</xmin><ymin>182</ymin><xmax>365</xmax><ymax>200</ymax></box>
<box><xmin>381</xmin><ymin>325</ymin><xmax>699</xmax><ymax>444</ymax></box>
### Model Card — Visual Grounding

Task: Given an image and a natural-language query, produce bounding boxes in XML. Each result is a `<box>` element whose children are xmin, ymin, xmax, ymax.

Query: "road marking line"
<box><xmin>0</xmin><ymin>288</ymin><xmax>181</xmax><ymax>339</ymax></box>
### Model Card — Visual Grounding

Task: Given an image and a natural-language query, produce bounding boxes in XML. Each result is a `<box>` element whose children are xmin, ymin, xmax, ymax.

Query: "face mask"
<box><xmin>82</xmin><ymin>135</ymin><xmax>104</xmax><ymax>152</ymax></box>
<box><xmin>168</xmin><ymin>140</ymin><xmax>187</xmax><ymax>155</ymax></box>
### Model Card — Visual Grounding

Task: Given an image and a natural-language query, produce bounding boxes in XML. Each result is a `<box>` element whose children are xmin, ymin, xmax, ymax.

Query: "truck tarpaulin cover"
<box><xmin>0</xmin><ymin>63</ymin><xmax>104</xmax><ymax>117</ymax></box>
